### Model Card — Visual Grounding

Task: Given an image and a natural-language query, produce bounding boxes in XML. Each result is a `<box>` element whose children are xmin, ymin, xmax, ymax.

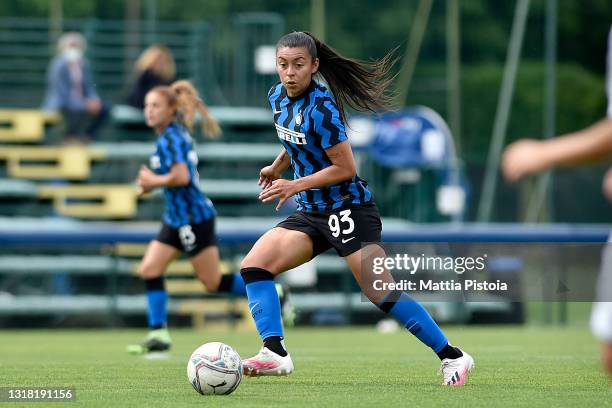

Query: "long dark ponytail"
<box><xmin>276</xmin><ymin>31</ymin><xmax>396</xmax><ymax>123</ymax></box>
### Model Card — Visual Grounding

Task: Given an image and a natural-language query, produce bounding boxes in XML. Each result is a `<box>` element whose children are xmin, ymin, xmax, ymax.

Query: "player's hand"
<box><xmin>136</xmin><ymin>165</ymin><xmax>157</xmax><ymax>193</ymax></box>
<box><xmin>502</xmin><ymin>139</ymin><xmax>550</xmax><ymax>183</ymax></box>
<box><xmin>259</xmin><ymin>179</ymin><xmax>298</xmax><ymax>211</ymax></box>
<box><xmin>258</xmin><ymin>165</ymin><xmax>282</xmax><ymax>190</ymax></box>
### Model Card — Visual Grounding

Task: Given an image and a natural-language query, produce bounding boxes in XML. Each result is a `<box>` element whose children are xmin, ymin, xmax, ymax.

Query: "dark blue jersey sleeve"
<box><xmin>268</xmin><ymin>83</ymin><xmax>278</xmax><ymax>99</ymax></box>
<box><xmin>268</xmin><ymin>82</ymin><xmax>282</xmax><ymax>109</ymax></box>
<box><xmin>312</xmin><ymin>98</ymin><xmax>347</xmax><ymax>149</ymax></box>
<box><xmin>158</xmin><ymin>127</ymin><xmax>188</xmax><ymax>169</ymax></box>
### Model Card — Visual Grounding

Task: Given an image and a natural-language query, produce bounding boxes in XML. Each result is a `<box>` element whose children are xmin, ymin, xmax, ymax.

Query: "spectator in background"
<box><xmin>126</xmin><ymin>45</ymin><xmax>176</xmax><ymax>109</ymax></box>
<box><xmin>42</xmin><ymin>32</ymin><xmax>110</xmax><ymax>143</ymax></box>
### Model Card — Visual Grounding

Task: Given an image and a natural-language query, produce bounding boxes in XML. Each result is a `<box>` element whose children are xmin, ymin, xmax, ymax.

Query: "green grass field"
<box><xmin>2</xmin><ymin>323</ymin><xmax>612</xmax><ymax>407</ymax></box>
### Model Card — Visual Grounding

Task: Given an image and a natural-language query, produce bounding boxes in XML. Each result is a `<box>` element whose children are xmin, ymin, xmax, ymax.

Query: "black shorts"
<box><xmin>155</xmin><ymin>218</ymin><xmax>217</xmax><ymax>257</ymax></box>
<box><xmin>276</xmin><ymin>203</ymin><xmax>382</xmax><ymax>258</ymax></box>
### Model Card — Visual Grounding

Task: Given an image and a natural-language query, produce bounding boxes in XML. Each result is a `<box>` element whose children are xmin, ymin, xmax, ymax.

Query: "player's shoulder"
<box><xmin>268</xmin><ymin>82</ymin><xmax>283</xmax><ymax>99</ymax></box>
<box><xmin>311</xmin><ymin>82</ymin><xmax>339</xmax><ymax>113</ymax></box>
<box><xmin>159</xmin><ymin>123</ymin><xmax>189</xmax><ymax>146</ymax></box>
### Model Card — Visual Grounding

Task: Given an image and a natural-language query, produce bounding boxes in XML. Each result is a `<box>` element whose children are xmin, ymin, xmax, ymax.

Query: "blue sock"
<box><xmin>145</xmin><ymin>277</ymin><xmax>167</xmax><ymax>329</ymax></box>
<box><xmin>146</xmin><ymin>290</ymin><xmax>168</xmax><ymax>329</ymax></box>
<box><xmin>230</xmin><ymin>273</ymin><xmax>246</xmax><ymax>295</ymax></box>
<box><xmin>241</xmin><ymin>268</ymin><xmax>283</xmax><ymax>340</ymax></box>
<box><xmin>217</xmin><ymin>273</ymin><xmax>247</xmax><ymax>296</ymax></box>
<box><xmin>379</xmin><ymin>291</ymin><xmax>448</xmax><ymax>353</ymax></box>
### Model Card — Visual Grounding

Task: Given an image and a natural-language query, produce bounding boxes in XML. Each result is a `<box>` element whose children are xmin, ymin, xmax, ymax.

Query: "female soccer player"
<box><xmin>240</xmin><ymin>31</ymin><xmax>474</xmax><ymax>386</ymax></box>
<box><xmin>127</xmin><ymin>80</ymin><xmax>247</xmax><ymax>354</ymax></box>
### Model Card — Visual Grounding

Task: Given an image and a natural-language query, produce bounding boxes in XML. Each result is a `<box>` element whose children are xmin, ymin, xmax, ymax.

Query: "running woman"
<box><xmin>127</xmin><ymin>80</ymin><xmax>289</xmax><ymax>354</ymax></box>
<box><xmin>240</xmin><ymin>31</ymin><xmax>474</xmax><ymax>386</ymax></box>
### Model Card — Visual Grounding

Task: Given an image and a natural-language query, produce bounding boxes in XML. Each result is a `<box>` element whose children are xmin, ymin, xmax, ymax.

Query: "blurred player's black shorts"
<box><xmin>156</xmin><ymin>218</ymin><xmax>217</xmax><ymax>257</ymax></box>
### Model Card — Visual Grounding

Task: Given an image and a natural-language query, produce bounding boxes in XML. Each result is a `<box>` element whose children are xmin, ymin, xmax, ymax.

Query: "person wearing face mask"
<box><xmin>42</xmin><ymin>32</ymin><xmax>110</xmax><ymax>143</ymax></box>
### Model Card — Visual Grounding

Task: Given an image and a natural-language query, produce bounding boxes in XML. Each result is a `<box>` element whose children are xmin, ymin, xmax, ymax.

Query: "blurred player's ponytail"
<box><xmin>276</xmin><ymin>31</ymin><xmax>397</xmax><ymax>123</ymax></box>
<box><xmin>171</xmin><ymin>80</ymin><xmax>221</xmax><ymax>139</ymax></box>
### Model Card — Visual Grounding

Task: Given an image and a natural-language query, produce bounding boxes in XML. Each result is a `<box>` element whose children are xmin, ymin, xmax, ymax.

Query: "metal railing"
<box><xmin>0</xmin><ymin>14</ymin><xmax>283</xmax><ymax>107</ymax></box>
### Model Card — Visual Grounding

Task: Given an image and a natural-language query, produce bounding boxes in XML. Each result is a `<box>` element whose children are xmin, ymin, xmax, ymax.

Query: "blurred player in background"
<box><xmin>502</xmin><ymin>26</ymin><xmax>612</xmax><ymax>376</ymax></box>
<box><xmin>239</xmin><ymin>31</ymin><xmax>474</xmax><ymax>386</ymax></box>
<box><xmin>128</xmin><ymin>80</ymin><xmax>290</xmax><ymax>354</ymax></box>
<box><xmin>127</xmin><ymin>80</ymin><xmax>289</xmax><ymax>354</ymax></box>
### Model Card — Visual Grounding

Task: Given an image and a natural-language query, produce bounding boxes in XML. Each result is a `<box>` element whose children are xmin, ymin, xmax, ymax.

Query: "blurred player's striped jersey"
<box><xmin>268</xmin><ymin>81</ymin><xmax>373</xmax><ymax>212</ymax></box>
<box><xmin>150</xmin><ymin>122</ymin><xmax>215</xmax><ymax>227</ymax></box>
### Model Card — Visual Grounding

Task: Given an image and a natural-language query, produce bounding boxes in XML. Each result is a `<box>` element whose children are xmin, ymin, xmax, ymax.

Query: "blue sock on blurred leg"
<box><xmin>145</xmin><ymin>277</ymin><xmax>167</xmax><ymax>330</ymax></box>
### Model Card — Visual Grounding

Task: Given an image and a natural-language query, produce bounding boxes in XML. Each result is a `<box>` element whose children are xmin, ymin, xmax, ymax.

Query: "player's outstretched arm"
<box><xmin>137</xmin><ymin>163</ymin><xmax>190</xmax><ymax>194</ymax></box>
<box><xmin>502</xmin><ymin>118</ymin><xmax>612</xmax><ymax>182</ymax></box>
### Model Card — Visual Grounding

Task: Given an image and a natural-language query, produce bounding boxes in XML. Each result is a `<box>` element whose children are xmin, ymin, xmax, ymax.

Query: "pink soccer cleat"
<box><xmin>440</xmin><ymin>349</ymin><xmax>475</xmax><ymax>386</ymax></box>
<box><xmin>242</xmin><ymin>347</ymin><xmax>294</xmax><ymax>377</ymax></box>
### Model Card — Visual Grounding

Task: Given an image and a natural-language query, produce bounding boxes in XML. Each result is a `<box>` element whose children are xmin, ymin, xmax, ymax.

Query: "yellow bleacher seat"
<box><xmin>37</xmin><ymin>184</ymin><xmax>138</xmax><ymax>219</ymax></box>
<box><xmin>175</xmin><ymin>299</ymin><xmax>254</xmax><ymax>330</ymax></box>
<box><xmin>0</xmin><ymin>109</ymin><xmax>60</xmax><ymax>142</ymax></box>
<box><xmin>113</xmin><ymin>243</ymin><xmax>151</xmax><ymax>257</ymax></box>
<box><xmin>0</xmin><ymin>146</ymin><xmax>106</xmax><ymax>180</ymax></box>
<box><xmin>166</xmin><ymin>279</ymin><xmax>206</xmax><ymax>294</ymax></box>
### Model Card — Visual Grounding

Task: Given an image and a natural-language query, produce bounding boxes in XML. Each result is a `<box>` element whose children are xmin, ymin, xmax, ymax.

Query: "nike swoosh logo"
<box><xmin>274</xmin><ymin>110</ymin><xmax>282</xmax><ymax>114</ymax></box>
<box><xmin>341</xmin><ymin>237</ymin><xmax>355</xmax><ymax>244</ymax></box>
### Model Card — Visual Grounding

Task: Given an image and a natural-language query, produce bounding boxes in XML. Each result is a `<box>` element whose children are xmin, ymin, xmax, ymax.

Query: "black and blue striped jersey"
<box><xmin>149</xmin><ymin>122</ymin><xmax>216</xmax><ymax>227</ymax></box>
<box><xmin>268</xmin><ymin>80</ymin><xmax>373</xmax><ymax>212</ymax></box>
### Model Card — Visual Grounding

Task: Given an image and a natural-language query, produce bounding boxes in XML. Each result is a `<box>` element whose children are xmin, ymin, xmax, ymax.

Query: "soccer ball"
<box><xmin>187</xmin><ymin>342</ymin><xmax>243</xmax><ymax>395</ymax></box>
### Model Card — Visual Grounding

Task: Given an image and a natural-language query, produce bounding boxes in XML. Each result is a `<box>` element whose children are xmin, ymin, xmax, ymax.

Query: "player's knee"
<box><xmin>240</xmin><ymin>256</ymin><xmax>274</xmax><ymax>272</ymax></box>
<box><xmin>239</xmin><ymin>257</ymin><xmax>252</xmax><ymax>271</ymax></box>
<box><xmin>139</xmin><ymin>262</ymin><xmax>163</xmax><ymax>279</ymax></box>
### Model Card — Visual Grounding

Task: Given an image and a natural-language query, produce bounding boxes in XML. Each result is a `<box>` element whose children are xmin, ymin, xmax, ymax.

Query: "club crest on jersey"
<box><xmin>275</xmin><ymin>123</ymin><xmax>307</xmax><ymax>145</ymax></box>
<box><xmin>295</xmin><ymin>113</ymin><xmax>303</xmax><ymax>125</ymax></box>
